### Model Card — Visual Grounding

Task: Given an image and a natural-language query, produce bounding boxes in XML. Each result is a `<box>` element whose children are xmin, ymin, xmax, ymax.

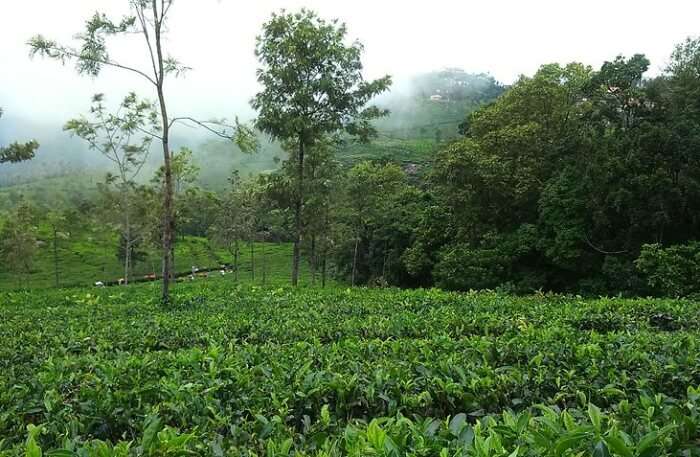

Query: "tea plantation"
<box><xmin>1</xmin><ymin>282</ymin><xmax>699</xmax><ymax>456</ymax></box>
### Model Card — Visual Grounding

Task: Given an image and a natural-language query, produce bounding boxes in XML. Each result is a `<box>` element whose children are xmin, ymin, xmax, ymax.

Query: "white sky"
<box><xmin>1</xmin><ymin>0</ymin><xmax>698</xmax><ymax>126</ymax></box>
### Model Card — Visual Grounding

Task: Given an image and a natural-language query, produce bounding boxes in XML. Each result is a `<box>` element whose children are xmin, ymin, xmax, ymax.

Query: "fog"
<box><xmin>1</xmin><ymin>0</ymin><xmax>699</xmax><ymax>159</ymax></box>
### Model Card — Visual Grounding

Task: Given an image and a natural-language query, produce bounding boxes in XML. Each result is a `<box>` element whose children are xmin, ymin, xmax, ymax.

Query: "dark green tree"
<box><xmin>335</xmin><ymin>161</ymin><xmax>419</xmax><ymax>286</ymax></box>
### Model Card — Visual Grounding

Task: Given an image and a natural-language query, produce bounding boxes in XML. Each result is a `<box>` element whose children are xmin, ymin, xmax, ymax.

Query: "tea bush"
<box><xmin>1</xmin><ymin>283</ymin><xmax>699</xmax><ymax>455</ymax></box>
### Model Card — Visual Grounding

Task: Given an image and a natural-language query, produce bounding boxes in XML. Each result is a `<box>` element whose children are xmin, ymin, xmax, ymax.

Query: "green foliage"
<box><xmin>635</xmin><ymin>242</ymin><xmax>700</xmax><ymax>297</ymax></box>
<box><xmin>0</xmin><ymin>285</ymin><xmax>699</xmax><ymax>455</ymax></box>
<box><xmin>333</xmin><ymin>161</ymin><xmax>421</xmax><ymax>286</ymax></box>
<box><xmin>251</xmin><ymin>9</ymin><xmax>392</xmax><ymax>143</ymax></box>
<box><xmin>433</xmin><ymin>243</ymin><xmax>508</xmax><ymax>291</ymax></box>
<box><xmin>0</xmin><ymin>202</ymin><xmax>39</xmax><ymax>286</ymax></box>
<box><xmin>0</xmin><ymin>108</ymin><xmax>39</xmax><ymax>164</ymax></box>
<box><xmin>405</xmin><ymin>42</ymin><xmax>700</xmax><ymax>295</ymax></box>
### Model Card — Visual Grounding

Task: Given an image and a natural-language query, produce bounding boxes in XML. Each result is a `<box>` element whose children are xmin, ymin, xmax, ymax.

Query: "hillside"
<box><xmin>0</xmin><ymin>70</ymin><xmax>502</xmax><ymax>201</ymax></box>
<box><xmin>0</xmin><ymin>235</ymin><xmax>314</xmax><ymax>290</ymax></box>
<box><xmin>336</xmin><ymin>71</ymin><xmax>504</xmax><ymax>171</ymax></box>
<box><xmin>1</xmin><ymin>284</ymin><xmax>698</xmax><ymax>455</ymax></box>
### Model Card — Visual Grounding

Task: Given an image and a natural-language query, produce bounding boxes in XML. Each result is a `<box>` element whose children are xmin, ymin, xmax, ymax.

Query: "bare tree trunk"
<box><xmin>382</xmin><ymin>241</ymin><xmax>388</xmax><ymax>283</ymax></box>
<box><xmin>310</xmin><ymin>235</ymin><xmax>317</xmax><ymax>286</ymax></box>
<box><xmin>250</xmin><ymin>240</ymin><xmax>255</xmax><ymax>281</ymax></box>
<box><xmin>125</xmin><ymin>238</ymin><xmax>131</xmax><ymax>286</ymax></box>
<box><xmin>234</xmin><ymin>240</ymin><xmax>239</xmax><ymax>283</ymax></box>
<box><xmin>53</xmin><ymin>227</ymin><xmax>59</xmax><ymax>288</ymax></box>
<box><xmin>321</xmin><ymin>248</ymin><xmax>327</xmax><ymax>288</ymax></box>
<box><xmin>171</xmin><ymin>242</ymin><xmax>176</xmax><ymax>283</ymax></box>
<box><xmin>352</xmin><ymin>237</ymin><xmax>359</xmax><ymax>287</ymax></box>
<box><xmin>291</xmin><ymin>134</ymin><xmax>305</xmax><ymax>286</ymax></box>
<box><xmin>124</xmin><ymin>200</ymin><xmax>131</xmax><ymax>286</ymax></box>
<box><xmin>154</xmin><ymin>4</ymin><xmax>174</xmax><ymax>303</ymax></box>
<box><xmin>262</xmin><ymin>241</ymin><xmax>267</xmax><ymax>286</ymax></box>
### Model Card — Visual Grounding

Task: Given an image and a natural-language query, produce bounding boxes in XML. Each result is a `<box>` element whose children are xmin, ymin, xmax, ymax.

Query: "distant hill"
<box><xmin>0</xmin><ymin>69</ymin><xmax>504</xmax><ymax>207</ymax></box>
<box><xmin>336</xmin><ymin>69</ymin><xmax>504</xmax><ymax>170</ymax></box>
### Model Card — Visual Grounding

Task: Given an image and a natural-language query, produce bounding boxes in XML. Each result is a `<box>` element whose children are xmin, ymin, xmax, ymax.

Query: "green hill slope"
<box><xmin>0</xmin><ymin>223</ymin><xmax>316</xmax><ymax>290</ymax></box>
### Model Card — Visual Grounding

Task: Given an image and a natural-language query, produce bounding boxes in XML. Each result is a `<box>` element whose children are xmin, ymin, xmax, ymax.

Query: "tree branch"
<box><xmin>583</xmin><ymin>232</ymin><xmax>628</xmax><ymax>255</ymax></box>
<box><xmin>169</xmin><ymin>117</ymin><xmax>239</xmax><ymax>140</ymax></box>
<box><xmin>31</xmin><ymin>42</ymin><xmax>158</xmax><ymax>87</ymax></box>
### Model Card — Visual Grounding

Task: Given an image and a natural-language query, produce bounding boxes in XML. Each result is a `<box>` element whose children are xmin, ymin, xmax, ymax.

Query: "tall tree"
<box><xmin>0</xmin><ymin>108</ymin><xmax>39</xmax><ymax>164</ymax></box>
<box><xmin>30</xmin><ymin>1</ymin><xmax>253</xmax><ymax>302</ymax></box>
<box><xmin>299</xmin><ymin>138</ymin><xmax>340</xmax><ymax>286</ymax></box>
<box><xmin>336</xmin><ymin>161</ymin><xmax>416</xmax><ymax>286</ymax></box>
<box><xmin>251</xmin><ymin>8</ymin><xmax>392</xmax><ymax>286</ymax></box>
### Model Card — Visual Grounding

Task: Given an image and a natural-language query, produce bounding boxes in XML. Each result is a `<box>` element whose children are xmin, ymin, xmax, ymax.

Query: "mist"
<box><xmin>2</xmin><ymin>0</ymin><xmax>699</xmax><ymax>181</ymax></box>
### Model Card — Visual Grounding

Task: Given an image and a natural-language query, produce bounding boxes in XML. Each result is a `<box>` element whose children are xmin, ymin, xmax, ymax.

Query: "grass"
<box><xmin>0</xmin><ymin>222</ymin><xmax>322</xmax><ymax>290</ymax></box>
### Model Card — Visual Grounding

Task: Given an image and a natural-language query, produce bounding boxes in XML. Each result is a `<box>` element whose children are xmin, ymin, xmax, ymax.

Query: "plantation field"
<box><xmin>0</xmin><ymin>229</ymin><xmax>316</xmax><ymax>290</ymax></box>
<box><xmin>337</xmin><ymin>137</ymin><xmax>438</xmax><ymax>169</ymax></box>
<box><xmin>1</xmin><ymin>286</ymin><xmax>699</xmax><ymax>456</ymax></box>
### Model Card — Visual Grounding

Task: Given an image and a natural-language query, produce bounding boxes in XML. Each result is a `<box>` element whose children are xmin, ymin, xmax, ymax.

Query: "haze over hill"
<box><xmin>0</xmin><ymin>70</ymin><xmax>502</xmax><ymax>192</ymax></box>
<box><xmin>2</xmin><ymin>0</ymin><xmax>699</xmax><ymax>190</ymax></box>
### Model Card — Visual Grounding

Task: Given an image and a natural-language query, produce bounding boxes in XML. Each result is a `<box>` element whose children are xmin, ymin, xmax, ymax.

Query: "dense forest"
<box><xmin>4</xmin><ymin>53</ymin><xmax>700</xmax><ymax>296</ymax></box>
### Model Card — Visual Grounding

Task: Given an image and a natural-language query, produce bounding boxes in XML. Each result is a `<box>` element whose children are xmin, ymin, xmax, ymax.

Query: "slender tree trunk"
<box><xmin>171</xmin><ymin>242</ymin><xmax>175</xmax><ymax>283</ymax></box>
<box><xmin>53</xmin><ymin>227</ymin><xmax>59</xmax><ymax>288</ymax></box>
<box><xmin>262</xmin><ymin>241</ymin><xmax>267</xmax><ymax>286</ymax></box>
<box><xmin>124</xmin><ymin>198</ymin><xmax>131</xmax><ymax>286</ymax></box>
<box><xmin>234</xmin><ymin>240</ymin><xmax>239</xmax><ymax>283</ymax></box>
<box><xmin>382</xmin><ymin>241</ymin><xmax>388</xmax><ymax>282</ymax></box>
<box><xmin>321</xmin><ymin>248</ymin><xmax>327</xmax><ymax>288</ymax></box>
<box><xmin>291</xmin><ymin>134</ymin><xmax>305</xmax><ymax>286</ymax></box>
<box><xmin>154</xmin><ymin>6</ymin><xmax>174</xmax><ymax>303</ymax></box>
<box><xmin>125</xmin><ymin>238</ymin><xmax>131</xmax><ymax>286</ymax></box>
<box><xmin>250</xmin><ymin>240</ymin><xmax>255</xmax><ymax>281</ymax></box>
<box><xmin>352</xmin><ymin>237</ymin><xmax>359</xmax><ymax>287</ymax></box>
<box><xmin>310</xmin><ymin>235</ymin><xmax>317</xmax><ymax>286</ymax></box>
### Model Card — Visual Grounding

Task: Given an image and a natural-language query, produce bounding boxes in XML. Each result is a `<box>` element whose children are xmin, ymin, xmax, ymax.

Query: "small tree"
<box><xmin>153</xmin><ymin>147</ymin><xmax>200</xmax><ymax>196</ymax></box>
<box><xmin>252</xmin><ymin>9</ymin><xmax>391</xmax><ymax>286</ymax></box>
<box><xmin>30</xmin><ymin>1</ymin><xmax>254</xmax><ymax>302</ymax></box>
<box><xmin>153</xmin><ymin>147</ymin><xmax>201</xmax><ymax>274</ymax></box>
<box><xmin>65</xmin><ymin>93</ymin><xmax>157</xmax><ymax>285</ymax></box>
<box><xmin>0</xmin><ymin>108</ymin><xmax>39</xmax><ymax>164</ymax></box>
<box><xmin>211</xmin><ymin>173</ymin><xmax>251</xmax><ymax>282</ymax></box>
<box><xmin>46</xmin><ymin>211</ymin><xmax>70</xmax><ymax>288</ymax></box>
<box><xmin>0</xmin><ymin>202</ymin><xmax>38</xmax><ymax>288</ymax></box>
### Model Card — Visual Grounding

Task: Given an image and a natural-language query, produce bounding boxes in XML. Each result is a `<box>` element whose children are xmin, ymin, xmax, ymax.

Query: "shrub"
<box><xmin>635</xmin><ymin>242</ymin><xmax>700</xmax><ymax>296</ymax></box>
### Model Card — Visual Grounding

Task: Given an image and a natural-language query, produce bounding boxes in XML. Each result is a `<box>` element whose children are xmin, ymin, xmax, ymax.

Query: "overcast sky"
<box><xmin>1</xmin><ymin>0</ymin><xmax>699</xmax><ymax>127</ymax></box>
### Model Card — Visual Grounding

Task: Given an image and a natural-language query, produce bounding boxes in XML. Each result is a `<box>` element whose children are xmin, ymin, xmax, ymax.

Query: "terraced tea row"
<box><xmin>1</xmin><ymin>284</ymin><xmax>698</xmax><ymax>455</ymax></box>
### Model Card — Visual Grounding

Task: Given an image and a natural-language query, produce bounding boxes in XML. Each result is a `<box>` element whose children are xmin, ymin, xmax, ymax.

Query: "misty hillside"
<box><xmin>336</xmin><ymin>70</ymin><xmax>504</xmax><ymax>168</ymax></box>
<box><xmin>0</xmin><ymin>69</ymin><xmax>502</xmax><ymax>199</ymax></box>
